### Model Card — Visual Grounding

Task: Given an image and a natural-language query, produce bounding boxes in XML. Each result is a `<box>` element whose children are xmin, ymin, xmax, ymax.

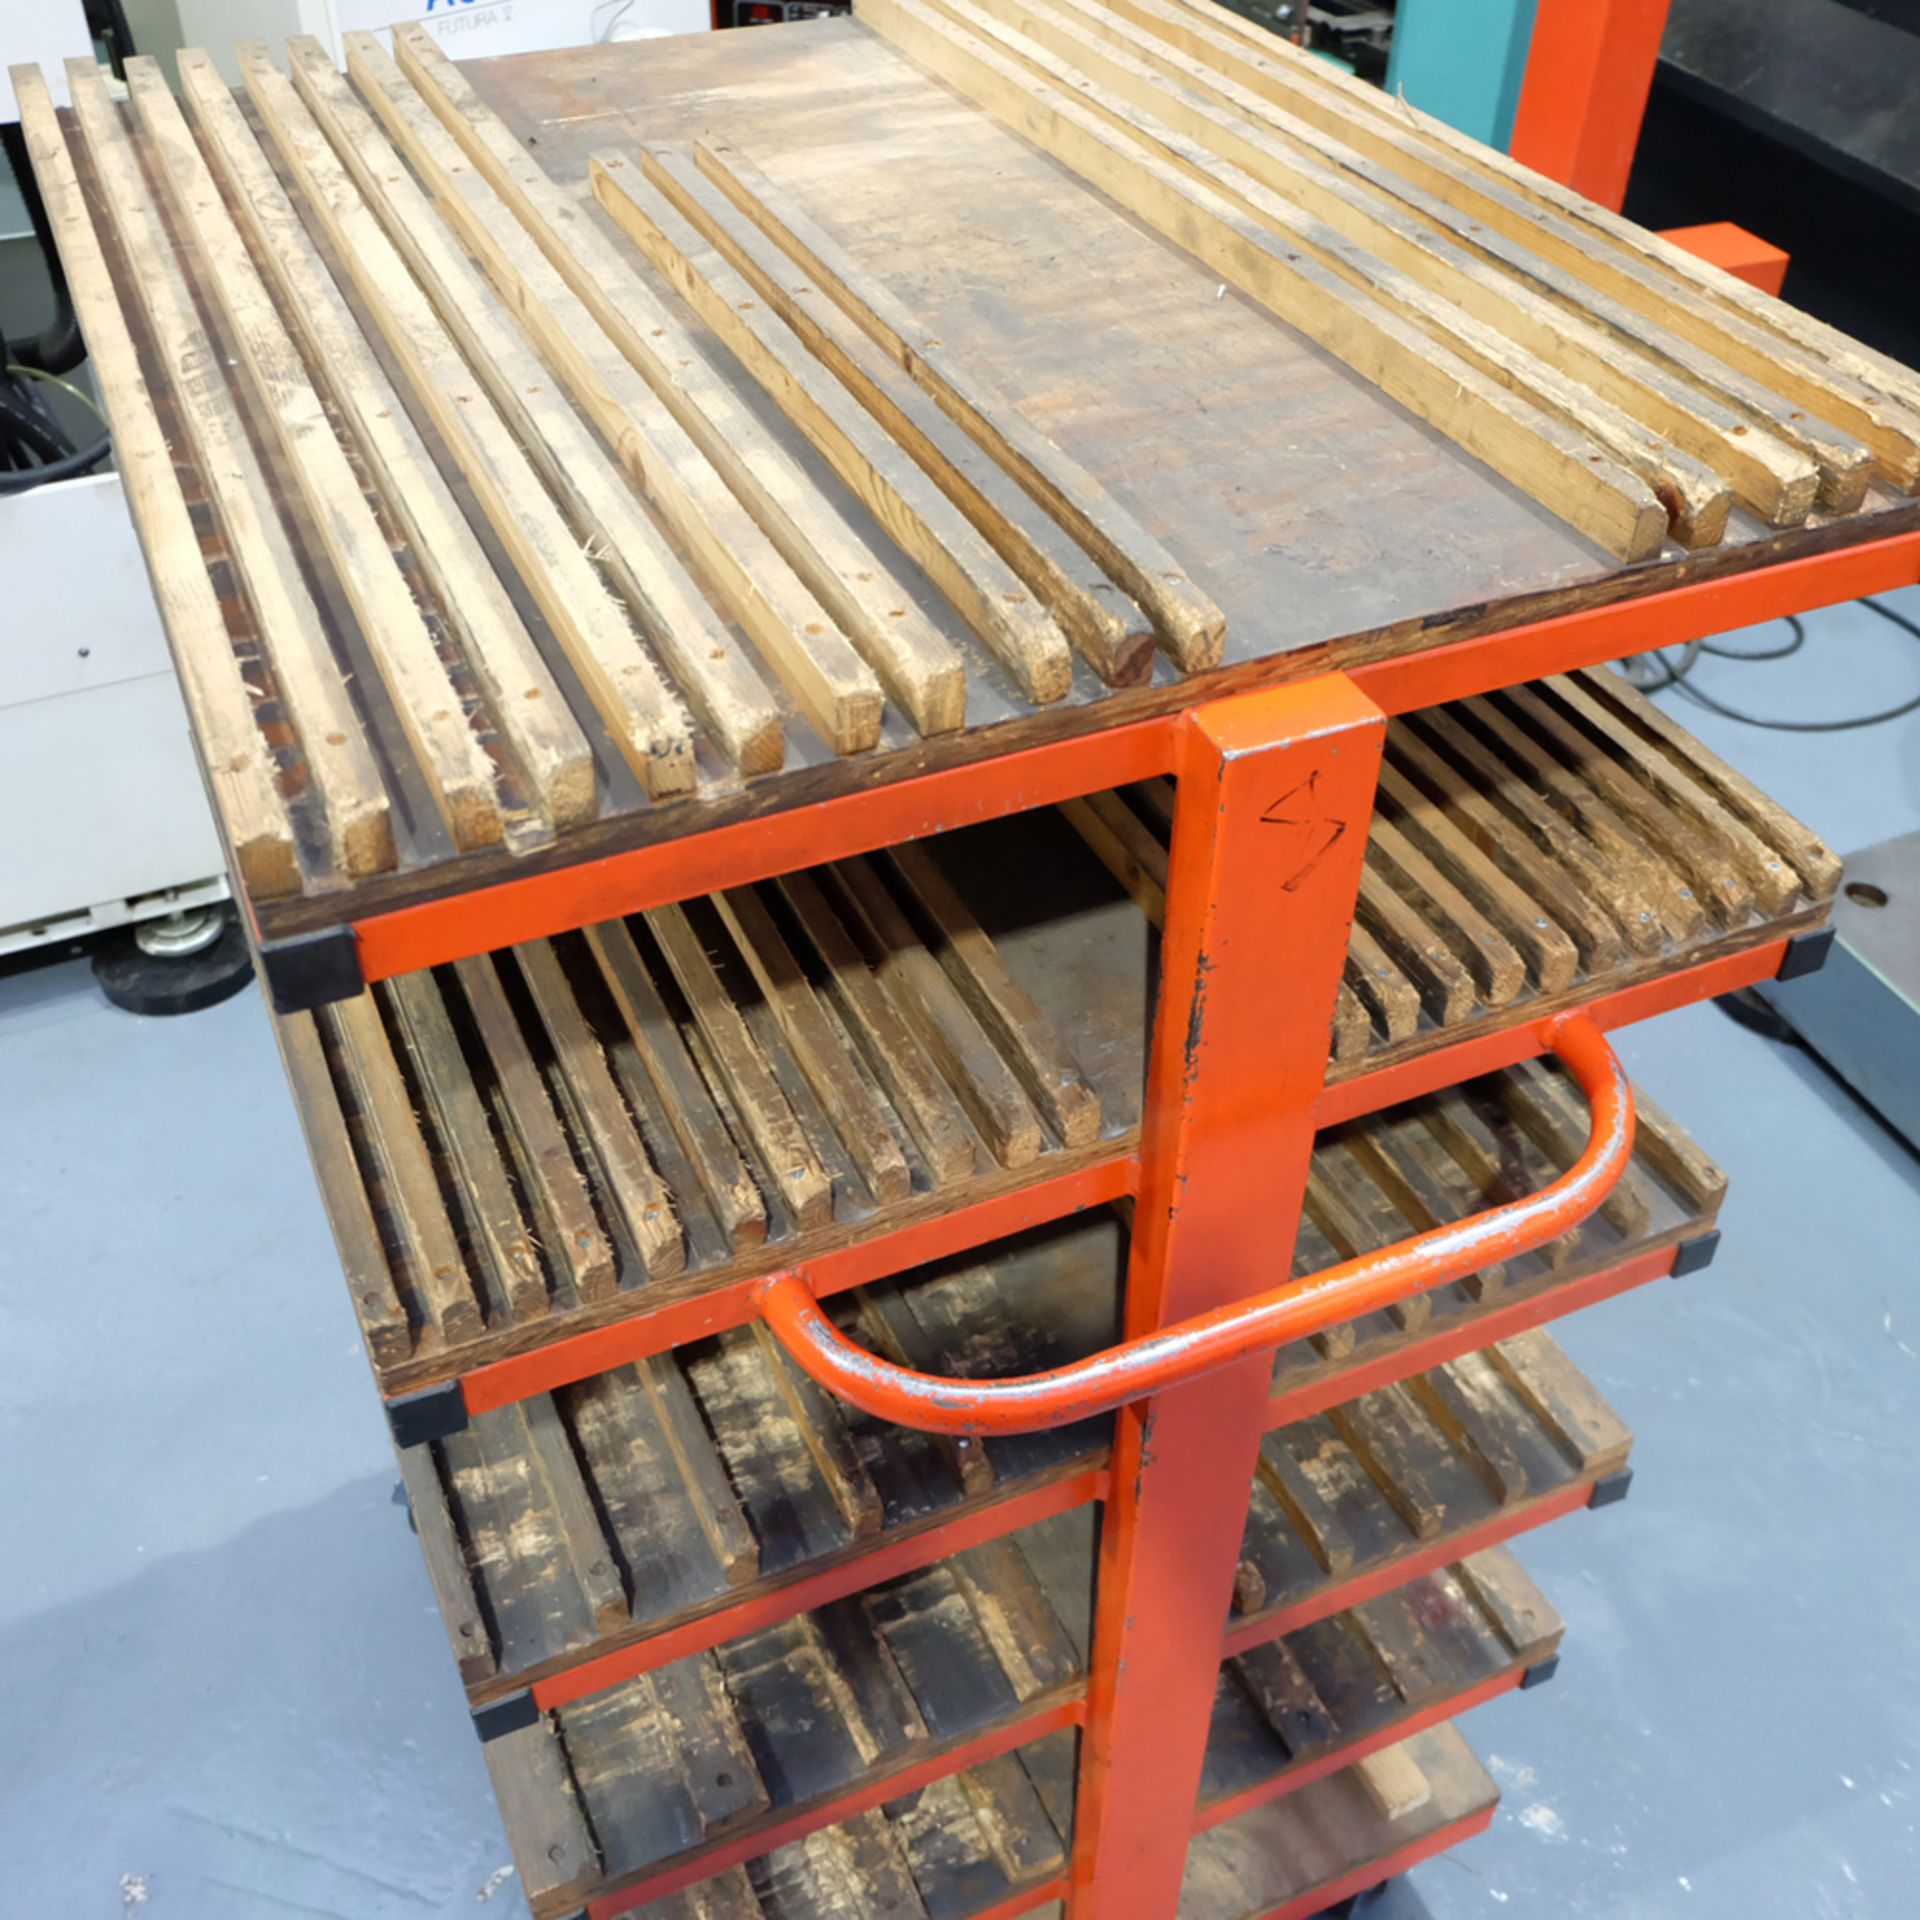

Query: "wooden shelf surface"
<box><xmin>465</xmin><ymin>1333</ymin><xmax>1615</xmax><ymax>1914</ymax></box>
<box><xmin>396</xmin><ymin>1053</ymin><xmax>1697</xmax><ymax>1712</ymax></box>
<box><xmin>272</xmin><ymin>679</ymin><xmax>1771</xmax><ymax>1412</ymax></box>
<box><xmin>18</xmin><ymin>22</ymin><xmax>1913</xmax><ymax>963</ymax></box>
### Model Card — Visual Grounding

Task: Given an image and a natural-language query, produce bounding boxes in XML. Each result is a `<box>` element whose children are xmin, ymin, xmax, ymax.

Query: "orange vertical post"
<box><xmin>1069</xmin><ymin>676</ymin><xmax>1386</xmax><ymax>1919</ymax></box>
<box><xmin>1509</xmin><ymin>0</ymin><xmax>1671</xmax><ymax>211</ymax></box>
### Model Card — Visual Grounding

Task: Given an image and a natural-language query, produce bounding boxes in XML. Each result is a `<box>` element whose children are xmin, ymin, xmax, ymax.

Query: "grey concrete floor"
<box><xmin>2</xmin><ymin>591</ymin><xmax>1917</xmax><ymax>1920</ymax></box>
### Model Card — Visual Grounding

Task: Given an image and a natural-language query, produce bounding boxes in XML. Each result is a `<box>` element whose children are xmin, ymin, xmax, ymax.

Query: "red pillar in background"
<box><xmin>1509</xmin><ymin>0</ymin><xmax>1671</xmax><ymax>211</ymax></box>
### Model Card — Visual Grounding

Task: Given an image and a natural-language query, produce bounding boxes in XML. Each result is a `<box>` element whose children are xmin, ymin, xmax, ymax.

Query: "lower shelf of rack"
<box><xmin>465</xmin><ymin>1331</ymin><xmax>1618</xmax><ymax>1914</ymax></box>
<box><xmin>403</xmin><ymin>1052</ymin><xmax>1702</xmax><ymax>1717</ymax></box>
<box><xmin>565</xmin><ymin>1717</ymin><xmax>1503</xmax><ymax>1920</ymax></box>
<box><xmin>1181</xmin><ymin>1724</ymin><xmax>1501</xmax><ymax>1920</ymax></box>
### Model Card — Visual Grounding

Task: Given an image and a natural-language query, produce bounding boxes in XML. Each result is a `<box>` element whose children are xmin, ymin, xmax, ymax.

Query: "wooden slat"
<box><xmin>346</xmin><ymin>35</ymin><xmax>884</xmax><ymax>763</ymax></box>
<box><xmin>326</xmin><ymin>992</ymin><xmax>484</xmax><ymax>1346</ymax></box>
<box><xmin>524</xmin><ymin>1395</ymin><xmax>632</xmax><ymax>1631</ymax></box>
<box><xmin>1575</xmin><ymin>668</ymin><xmax>1841</xmax><ymax>901</ymax></box>
<box><xmin>1058</xmin><ymin>789</ymin><xmax>1170</xmax><ymax>924</ymax></box>
<box><xmin>636</xmin><ymin>1357</ymin><xmax>764</xmax><ymax>1585</ymax></box>
<box><xmin>776</xmin><ymin>871</ymin><xmax>977</xmax><ymax>1186</ymax></box>
<box><xmin>1324</xmin><ymin>1390</ymin><xmax>1448</xmax><ymax>1540</ymax></box>
<box><xmin>693</xmin><ymin>139</ymin><xmax>1226</xmax><ymax>668</ymax></box>
<box><xmin>1307</xmin><ymin>1152</ymin><xmax>1430</xmax><ymax>1332</ymax></box>
<box><xmin>1135</xmin><ymin>0</ymin><xmax>1905</xmax><ymax>500</ymax></box>
<box><xmin>1456</xmin><ymin>694</ymin><xmax>1705</xmax><ymax>943</ymax></box>
<box><xmin>856</xmin><ymin>1285</ymin><xmax>996</xmax><ymax>1496</ymax></box>
<box><xmin>63</xmin><ymin>59</ymin><xmax>392</xmax><ymax>878</ymax></box>
<box><xmin>483</xmin><ymin>1724</ymin><xmax>603</xmax><ymax>1915</ymax></box>
<box><xmin>953</xmin><ymin>0</ymin><xmax>1732</xmax><ymax>547</ymax></box>
<box><xmin>127</xmin><ymin>58</ymin><xmax>505</xmax><ymax>850</ymax></box>
<box><xmin>176</xmin><ymin>51</ymin><xmax>595</xmax><ymax>830</ymax></box>
<box><xmin>1353</xmin><ymin>1740</ymin><xmax>1433</xmax><ymax>1820</ymax></box>
<box><xmin>592</xmin><ymin>153</ymin><xmax>1079</xmax><ymax>703</ymax></box>
<box><xmin>1366</xmin><ymin>813</ymin><xmax>1525</xmax><ymax>1008</ymax></box>
<box><xmin>235</xmin><ymin>40</ymin><xmax>695</xmax><ymax>801</ymax></box>
<box><xmin>1344</xmin><ymin>922</ymin><xmax>1421</xmax><ymax>1044</ymax></box>
<box><xmin>748</xmin><ymin>1322</ymin><xmax>887</xmax><ymax>1539</ymax></box>
<box><xmin>1630</xmin><ymin>1089</ymin><xmax>1729</xmax><ymax>1217</ymax></box>
<box><xmin>646</xmin><ymin>903</ymin><xmax>835</xmax><ymax>1234</ymax></box>
<box><xmin>397</xmin><ymin>1446</ymin><xmax>495</xmax><ymax>1685</ymax></box>
<box><xmin>1485</xmin><ymin>1330</ymin><xmax>1634</xmax><ymax>1475</ymax></box>
<box><xmin>1374</xmin><ymin>760</ymin><xmax>1578</xmax><ymax>994</ymax></box>
<box><xmin>1505</xmin><ymin>1058</ymin><xmax>1649</xmax><ymax>1238</ymax></box>
<box><xmin>829</xmin><ymin>857</ymin><xmax>1044</xmax><ymax>1169</ymax></box>
<box><xmin>587</xmin><ymin>917</ymin><xmax>768</xmax><ymax>1253</ymax></box>
<box><xmin>385</xmin><ymin>973</ymin><xmax>548</xmax><ymax>1324</ymax></box>
<box><xmin>1385</xmin><ymin>719</ymin><xmax>1625</xmax><ymax>975</ymax></box>
<box><xmin>1454</xmin><ymin>1546</ymin><xmax>1561</xmax><ymax>1663</ymax></box>
<box><xmin>714</xmin><ymin>885</ymin><xmax>913</xmax><ymax>1209</ymax></box>
<box><xmin>1253</xmin><ymin>1446</ymin><xmax>1356</xmax><ymax>1579</ymax></box>
<box><xmin>513</xmin><ymin>940</ymin><xmax>683</xmax><ymax>1279</ymax></box>
<box><xmin>1355</xmin><ymin>866</ymin><xmax>1475</xmax><ymax>1025</ymax></box>
<box><xmin>855</xmin><ymin>0</ymin><xmax>1668</xmax><ymax>562</ymax></box>
<box><xmin>11</xmin><ymin>68</ymin><xmax>296</xmax><ymax>896</ymax></box>
<box><xmin>1063</xmin><ymin>0</ymin><xmax>1831</xmax><ymax>524</ymax></box>
<box><xmin>290</xmin><ymin>36</ymin><xmax>777</xmax><ymax>770</ymax></box>
<box><xmin>452</xmin><ymin>957</ymin><xmax>617</xmax><ymax>1305</ymax></box>
<box><xmin>390</xmin><ymin>21</ymin><xmax>969</xmax><ymax>741</ymax></box>
<box><xmin>643</xmin><ymin>145</ymin><xmax>1153</xmax><ymax>688</ymax></box>
<box><xmin>885</xmin><ymin>841</ymin><xmax>1102</xmax><ymax>1148</ymax></box>
<box><xmin>1404</xmin><ymin>1368</ymin><xmax>1528</xmax><ymax>1506</ymax></box>
<box><xmin>1542</xmin><ymin>675</ymin><xmax>1801</xmax><ymax>914</ymax></box>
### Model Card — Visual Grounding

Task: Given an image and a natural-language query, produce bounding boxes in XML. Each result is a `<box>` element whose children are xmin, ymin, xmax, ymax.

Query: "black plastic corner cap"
<box><xmin>1520</xmin><ymin>1653</ymin><xmax>1562</xmax><ymax>1691</ymax></box>
<box><xmin>1589</xmin><ymin>1466</ymin><xmax>1635</xmax><ymax>1510</ymax></box>
<box><xmin>1776</xmin><ymin>925</ymin><xmax>1837</xmax><ymax>983</ymax></box>
<box><xmin>385</xmin><ymin>1379</ymin><xmax>469</xmax><ymax>1450</ymax></box>
<box><xmin>472</xmin><ymin>1688</ymin><xmax>540</xmax><ymax>1743</ymax></box>
<box><xmin>1670</xmin><ymin>1229</ymin><xmax>1723</xmax><ymax>1278</ymax></box>
<box><xmin>260</xmin><ymin>922</ymin><xmax>366</xmax><ymax>1013</ymax></box>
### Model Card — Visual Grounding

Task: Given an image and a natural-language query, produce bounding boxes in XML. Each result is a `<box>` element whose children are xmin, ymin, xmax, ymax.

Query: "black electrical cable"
<box><xmin>1637</xmin><ymin>599</ymin><xmax>1920</xmax><ymax>731</ymax></box>
<box><xmin>0</xmin><ymin>123</ymin><xmax>86</xmax><ymax>377</ymax></box>
<box><xmin>0</xmin><ymin>383</ymin><xmax>75</xmax><ymax>462</ymax></box>
<box><xmin>1699</xmin><ymin>615</ymin><xmax>1808</xmax><ymax>663</ymax></box>
<box><xmin>0</xmin><ymin>433</ymin><xmax>112</xmax><ymax>492</ymax></box>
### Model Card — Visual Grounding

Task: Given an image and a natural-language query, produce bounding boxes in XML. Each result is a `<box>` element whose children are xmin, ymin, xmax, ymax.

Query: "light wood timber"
<box><xmin>176</xmin><ymin>50</ymin><xmax>595</xmax><ymax>830</ymax></box>
<box><xmin>692</xmin><ymin>138</ymin><xmax>1227</xmax><ymax>666</ymax></box>
<box><xmin>345</xmin><ymin>34</ymin><xmax>884</xmax><ymax>761</ymax></box>
<box><xmin>62</xmin><ymin>57</ymin><xmax>392</xmax><ymax>878</ymax></box>
<box><xmin>10</xmin><ymin>67</ymin><xmax>296</xmax><ymax>897</ymax></box>
<box><xmin>234</xmin><ymin>40</ymin><xmax>696</xmax><ymax>800</ymax></box>
<box><xmin>641</xmin><ymin>144</ymin><xmax>1153</xmax><ymax>686</ymax></box>
<box><xmin>591</xmin><ymin>152</ymin><xmax>1079</xmax><ymax>701</ymax></box>
<box><xmin>854</xmin><ymin>0</ymin><xmax>1669</xmax><ymax>562</ymax></box>
<box><xmin>124</xmin><ymin>58</ymin><xmax>505</xmax><ymax>853</ymax></box>
<box><xmin>391</xmin><ymin>21</ymin><xmax>968</xmax><ymax>739</ymax></box>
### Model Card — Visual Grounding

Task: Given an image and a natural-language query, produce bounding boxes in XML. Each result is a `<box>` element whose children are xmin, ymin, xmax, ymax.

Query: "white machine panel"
<box><xmin>0</xmin><ymin>0</ymin><xmax>96</xmax><ymax>120</ymax></box>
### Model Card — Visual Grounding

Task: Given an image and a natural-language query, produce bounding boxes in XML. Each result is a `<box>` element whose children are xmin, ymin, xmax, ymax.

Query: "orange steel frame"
<box><xmin>337</xmin><ymin>533</ymin><xmax>1920</xmax><ymax>987</ymax></box>
<box><xmin>356</xmin><ymin>539</ymin><xmax>1912</xmax><ymax>1918</ymax></box>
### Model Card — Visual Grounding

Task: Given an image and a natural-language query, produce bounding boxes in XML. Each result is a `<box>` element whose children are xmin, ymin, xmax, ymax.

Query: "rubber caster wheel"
<box><xmin>92</xmin><ymin>906</ymin><xmax>253</xmax><ymax>1016</ymax></box>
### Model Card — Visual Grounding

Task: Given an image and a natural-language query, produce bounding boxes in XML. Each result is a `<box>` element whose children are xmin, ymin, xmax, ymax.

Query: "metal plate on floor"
<box><xmin>1760</xmin><ymin>829</ymin><xmax>1920</xmax><ymax>1151</ymax></box>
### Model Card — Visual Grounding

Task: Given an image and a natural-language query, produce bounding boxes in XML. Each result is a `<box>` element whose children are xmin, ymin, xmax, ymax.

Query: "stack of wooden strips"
<box><xmin>489</xmin><ymin>1507</ymin><xmax>1089</xmax><ymax>1914</ymax></box>
<box><xmin>1062</xmin><ymin>665</ymin><xmax>1838</xmax><ymax>1068</ymax></box>
<box><xmin>282</xmin><ymin>813</ymin><xmax>1142</xmax><ymax>1388</ymax></box>
<box><xmin>523</xmin><ymin>1731</ymin><xmax>1080</xmax><ymax>1920</ymax></box>
<box><xmin>855</xmin><ymin>0</ymin><xmax>1920</xmax><ymax>559</ymax></box>
<box><xmin>591</xmin><ymin>1722</ymin><xmax>1502</xmax><ymax>1920</ymax></box>
<box><xmin>10</xmin><ymin>36</ymin><xmax>1221</xmax><ymax>897</ymax></box>
<box><xmin>468</xmin><ymin>1309</ymin><xmax>1616</xmax><ymax>1916</ymax></box>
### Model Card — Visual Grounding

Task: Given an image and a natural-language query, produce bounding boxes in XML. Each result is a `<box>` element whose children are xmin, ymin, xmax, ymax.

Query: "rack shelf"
<box><xmin>458</xmin><ymin>1336</ymin><xmax>1613</xmax><ymax>1912</ymax></box>
<box><xmin>578</xmin><ymin>1732</ymin><xmax>1077</xmax><ymax>1920</ymax></box>
<box><xmin>21</xmin><ymin>13</ymin><xmax>1903</xmax><ymax>1913</ymax></box>
<box><xmin>485</xmin><ymin>1507</ymin><xmax>1091</xmax><ymax>1916</ymax></box>
<box><xmin>1197</xmin><ymin>1546</ymin><xmax>1560</xmax><ymax>1833</ymax></box>
<box><xmin>278</xmin><ymin>676</ymin><xmax>1770</xmax><ymax>1431</ymax></box>
<box><xmin>1181</xmin><ymin>1724</ymin><xmax>1500</xmax><ymax>1920</ymax></box>
<box><xmin>398</xmin><ymin>1055</ymin><xmax>1697</xmax><ymax>1718</ymax></box>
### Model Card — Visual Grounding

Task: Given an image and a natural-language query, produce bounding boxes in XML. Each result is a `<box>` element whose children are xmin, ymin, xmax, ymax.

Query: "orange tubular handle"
<box><xmin>751</xmin><ymin>1014</ymin><xmax>1635</xmax><ymax>1438</ymax></box>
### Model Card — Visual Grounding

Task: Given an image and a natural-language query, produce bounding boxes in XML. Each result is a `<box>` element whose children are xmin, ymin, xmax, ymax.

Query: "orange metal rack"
<box><xmin>311</xmin><ymin>524</ymin><xmax>1914</xmax><ymax>1920</ymax></box>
